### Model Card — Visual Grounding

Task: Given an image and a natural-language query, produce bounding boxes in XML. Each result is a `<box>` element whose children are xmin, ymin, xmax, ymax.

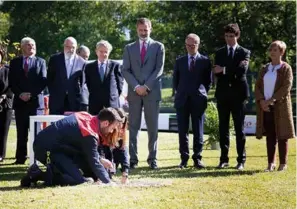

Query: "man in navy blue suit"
<box><xmin>9</xmin><ymin>37</ymin><xmax>47</xmax><ymax>164</ymax></box>
<box><xmin>173</xmin><ymin>33</ymin><xmax>212</xmax><ymax>169</ymax></box>
<box><xmin>84</xmin><ymin>40</ymin><xmax>123</xmax><ymax>115</ymax></box>
<box><xmin>47</xmin><ymin>37</ymin><xmax>86</xmax><ymax>114</ymax></box>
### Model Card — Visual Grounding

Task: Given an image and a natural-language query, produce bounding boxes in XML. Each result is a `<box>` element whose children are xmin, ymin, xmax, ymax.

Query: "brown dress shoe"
<box><xmin>277</xmin><ymin>164</ymin><xmax>287</xmax><ymax>171</ymax></box>
<box><xmin>264</xmin><ymin>163</ymin><xmax>276</xmax><ymax>172</ymax></box>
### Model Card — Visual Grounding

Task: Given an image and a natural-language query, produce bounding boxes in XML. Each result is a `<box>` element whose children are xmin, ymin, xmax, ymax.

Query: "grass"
<box><xmin>0</xmin><ymin>127</ymin><xmax>296</xmax><ymax>209</ymax></box>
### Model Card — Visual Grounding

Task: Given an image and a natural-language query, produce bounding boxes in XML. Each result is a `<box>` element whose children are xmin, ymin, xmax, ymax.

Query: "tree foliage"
<box><xmin>0</xmin><ymin>1</ymin><xmax>295</xmax><ymax>73</ymax></box>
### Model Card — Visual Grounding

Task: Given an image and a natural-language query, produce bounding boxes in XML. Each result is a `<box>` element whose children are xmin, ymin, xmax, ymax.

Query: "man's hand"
<box><xmin>121</xmin><ymin>172</ymin><xmax>129</xmax><ymax>184</ymax></box>
<box><xmin>99</xmin><ymin>158</ymin><xmax>113</xmax><ymax>169</ymax></box>
<box><xmin>19</xmin><ymin>92</ymin><xmax>31</xmax><ymax>102</ymax></box>
<box><xmin>213</xmin><ymin>65</ymin><xmax>225</xmax><ymax>74</ymax></box>
<box><xmin>239</xmin><ymin>60</ymin><xmax>249</xmax><ymax>67</ymax></box>
<box><xmin>135</xmin><ymin>86</ymin><xmax>148</xmax><ymax>96</ymax></box>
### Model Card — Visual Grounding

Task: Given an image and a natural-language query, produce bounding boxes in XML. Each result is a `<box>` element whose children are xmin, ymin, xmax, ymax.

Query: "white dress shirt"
<box><xmin>65</xmin><ymin>55</ymin><xmax>75</xmax><ymax>79</ymax></box>
<box><xmin>227</xmin><ymin>44</ymin><xmax>238</xmax><ymax>58</ymax></box>
<box><xmin>264</xmin><ymin>63</ymin><xmax>283</xmax><ymax>100</ymax></box>
<box><xmin>187</xmin><ymin>53</ymin><xmax>200</xmax><ymax>69</ymax></box>
<box><xmin>139</xmin><ymin>38</ymin><xmax>150</xmax><ymax>51</ymax></box>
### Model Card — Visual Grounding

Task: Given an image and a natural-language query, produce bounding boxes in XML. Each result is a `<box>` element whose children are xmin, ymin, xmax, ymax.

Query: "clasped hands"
<box><xmin>260</xmin><ymin>99</ymin><xmax>276</xmax><ymax>112</ymax></box>
<box><xmin>135</xmin><ymin>85</ymin><xmax>149</xmax><ymax>96</ymax></box>
<box><xmin>213</xmin><ymin>60</ymin><xmax>249</xmax><ymax>74</ymax></box>
<box><xmin>19</xmin><ymin>92</ymin><xmax>31</xmax><ymax>102</ymax></box>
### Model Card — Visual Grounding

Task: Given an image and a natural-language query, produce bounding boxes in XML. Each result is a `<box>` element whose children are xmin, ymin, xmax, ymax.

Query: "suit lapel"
<box><xmin>233</xmin><ymin>45</ymin><xmax>241</xmax><ymax>61</ymax></box>
<box><xmin>104</xmin><ymin>60</ymin><xmax>111</xmax><ymax>80</ymax></box>
<box><xmin>60</xmin><ymin>53</ymin><xmax>68</xmax><ymax>79</ymax></box>
<box><xmin>133</xmin><ymin>40</ymin><xmax>142</xmax><ymax>66</ymax></box>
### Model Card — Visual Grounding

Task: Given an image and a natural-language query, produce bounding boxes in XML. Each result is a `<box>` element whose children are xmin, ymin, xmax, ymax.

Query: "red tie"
<box><xmin>24</xmin><ymin>57</ymin><xmax>29</xmax><ymax>76</ymax></box>
<box><xmin>140</xmin><ymin>41</ymin><xmax>146</xmax><ymax>64</ymax></box>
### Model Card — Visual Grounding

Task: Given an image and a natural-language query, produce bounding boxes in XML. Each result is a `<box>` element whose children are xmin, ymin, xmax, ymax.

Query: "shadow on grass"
<box><xmin>129</xmin><ymin>166</ymin><xmax>263</xmax><ymax>179</ymax></box>
<box><xmin>0</xmin><ymin>166</ymin><xmax>28</xmax><ymax>181</ymax></box>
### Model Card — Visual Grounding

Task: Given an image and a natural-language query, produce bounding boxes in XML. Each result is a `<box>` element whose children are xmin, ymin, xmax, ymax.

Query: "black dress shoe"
<box><xmin>149</xmin><ymin>161</ymin><xmax>158</xmax><ymax>169</ymax></box>
<box><xmin>20</xmin><ymin>164</ymin><xmax>44</xmax><ymax>187</ymax></box>
<box><xmin>178</xmin><ymin>160</ymin><xmax>188</xmax><ymax>169</ymax></box>
<box><xmin>217</xmin><ymin>162</ymin><xmax>229</xmax><ymax>169</ymax></box>
<box><xmin>130</xmin><ymin>162</ymin><xmax>138</xmax><ymax>169</ymax></box>
<box><xmin>194</xmin><ymin>160</ymin><xmax>206</xmax><ymax>169</ymax></box>
<box><xmin>236</xmin><ymin>163</ymin><xmax>244</xmax><ymax>171</ymax></box>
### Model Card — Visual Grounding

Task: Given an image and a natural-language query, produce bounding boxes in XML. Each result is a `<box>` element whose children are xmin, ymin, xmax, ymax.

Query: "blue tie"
<box><xmin>99</xmin><ymin>63</ymin><xmax>105</xmax><ymax>82</ymax></box>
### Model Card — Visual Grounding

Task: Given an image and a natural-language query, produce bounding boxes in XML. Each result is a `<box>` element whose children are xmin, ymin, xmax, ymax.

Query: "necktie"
<box><xmin>189</xmin><ymin>56</ymin><xmax>195</xmax><ymax>71</ymax></box>
<box><xmin>24</xmin><ymin>57</ymin><xmax>29</xmax><ymax>76</ymax></box>
<box><xmin>140</xmin><ymin>41</ymin><xmax>146</xmax><ymax>64</ymax></box>
<box><xmin>228</xmin><ymin>47</ymin><xmax>233</xmax><ymax>61</ymax></box>
<box><xmin>99</xmin><ymin>63</ymin><xmax>105</xmax><ymax>82</ymax></box>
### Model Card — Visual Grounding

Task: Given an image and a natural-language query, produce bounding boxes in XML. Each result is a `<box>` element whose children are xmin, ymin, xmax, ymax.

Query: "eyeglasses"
<box><xmin>185</xmin><ymin>43</ymin><xmax>198</xmax><ymax>48</ymax></box>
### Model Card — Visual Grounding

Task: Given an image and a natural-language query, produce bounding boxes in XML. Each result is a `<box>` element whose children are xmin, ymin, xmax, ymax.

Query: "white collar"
<box><xmin>98</xmin><ymin>60</ymin><xmax>107</xmax><ymax>65</ymax></box>
<box><xmin>227</xmin><ymin>44</ymin><xmax>238</xmax><ymax>51</ymax></box>
<box><xmin>268</xmin><ymin>62</ymin><xmax>283</xmax><ymax>72</ymax></box>
<box><xmin>188</xmin><ymin>53</ymin><xmax>200</xmax><ymax>59</ymax></box>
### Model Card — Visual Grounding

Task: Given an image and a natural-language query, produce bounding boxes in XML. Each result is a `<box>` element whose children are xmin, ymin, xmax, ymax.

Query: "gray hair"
<box><xmin>64</xmin><ymin>36</ymin><xmax>77</xmax><ymax>46</ymax></box>
<box><xmin>77</xmin><ymin>45</ymin><xmax>90</xmax><ymax>54</ymax></box>
<box><xmin>186</xmin><ymin>33</ymin><xmax>200</xmax><ymax>45</ymax></box>
<box><xmin>21</xmin><ymin>37</ymin><xmax>36</xmax><ymax>47</ymax></box>
<box><xmin>96</xmin><ymin>40</ymin><xmax>113</xmax><ymax>53</ymax></box>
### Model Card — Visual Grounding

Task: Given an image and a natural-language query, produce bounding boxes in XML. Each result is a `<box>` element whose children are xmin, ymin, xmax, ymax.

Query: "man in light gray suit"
<box><xmin>47</xmin><ymin>37</ymin><xmax>86</xmax><ymax>114</ymax></box>
<box><xmin>122</xmin><ymin>18</ymin><xmax>165</xmax><ymax>169</ymax></box>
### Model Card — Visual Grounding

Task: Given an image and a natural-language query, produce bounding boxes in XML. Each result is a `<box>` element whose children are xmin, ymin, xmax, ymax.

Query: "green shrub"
<box><xmin>204</xmin><ymin>102</ymin><xmax>234</xmax><ymax>148</ymax></box>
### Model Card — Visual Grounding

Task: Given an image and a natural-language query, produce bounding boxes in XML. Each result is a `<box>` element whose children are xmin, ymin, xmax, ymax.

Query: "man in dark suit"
<box><xmin>77</xmin><ymin>45</ymin><xmax>90</xmax><ymax>111</ymax></box>
<box><xmin>84</xmin><ymin>40</ymin><xmax>123</xmax><ymax>115</ymax></box>
<box><xmin>173</xmin><ymin>33</ymin><xmax>212</xmax><ymax>169</ymax></box>
<box><xmin>213</xmin><ymin>23</ymin><xmax>251</xmax><ymax>170</ymax></box>
<box><xmin>9</xmin><ymin>37</ymin><xmax>47</xmax><ymax>164</ymax></box>
<box><xmin>122</xmin><ymin>18</ymin><xmax>165</xmax><ymax>169</ymax></box>
<box><xmin>47</xmin><ymin>37</ymin><xmax>86</xmax><ymax>115</ymax></box>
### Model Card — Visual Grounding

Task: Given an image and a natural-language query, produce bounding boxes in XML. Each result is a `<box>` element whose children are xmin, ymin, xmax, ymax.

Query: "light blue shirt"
<box><xmin>187</xmin><ymin>53</ymin><xmax>200</xmax><ymax>68</ymax></box>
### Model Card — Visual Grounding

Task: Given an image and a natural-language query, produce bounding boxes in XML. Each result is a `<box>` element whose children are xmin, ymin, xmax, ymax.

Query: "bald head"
<box><xmin>64</xmin><ymin>37</ymin><xmax>77</xmax><ymax>57</ymax></box>
<box><xmin>77</xmin><ymin>45</ymin><xmax>90</xmax><ymax>60</ymax></box>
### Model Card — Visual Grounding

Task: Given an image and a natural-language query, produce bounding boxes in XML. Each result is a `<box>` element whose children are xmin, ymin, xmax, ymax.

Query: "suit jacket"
<box><xmin>47</xmin><ymin>53</ymin><xmax>86</xmax><ymax>113</ymax></box>
<box><xmin>173</xmin><ymin>54</ymin><xmax>212</xmax><ymax>109</ymax></box>
<box><xmin>0</xmin><ymin>65</ymin><xmax>13</xmax><ymax>109</ymax></box>
<box><xmin>84</xmin><ymin>60</ymin><xmax>123</xmax><ymax>114</ymax></box>
<box><xmin>214</xmin><ymin>45</ymin><xmax>251</xmax><ymax>102</ymax></box>
<box><xmin>9</xmin><ymin>56</ymin><xmax>47</xmax><ymax>109</ymax></box>
<box><xmin>122</xmin><ymin>38</ymin><xmax>165</xmax><ymax>102</ymax></box>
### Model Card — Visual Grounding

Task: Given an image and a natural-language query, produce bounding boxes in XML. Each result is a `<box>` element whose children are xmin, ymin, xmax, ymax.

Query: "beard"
<box><xmin>64</xmin><ymin>51</ymin><xmax>75</xmax><ymax>59</ymax></box>
<box><xmin>100</xmin><ymin>126</ymin><xmax>110</xmax><ymax>136</ymax></box>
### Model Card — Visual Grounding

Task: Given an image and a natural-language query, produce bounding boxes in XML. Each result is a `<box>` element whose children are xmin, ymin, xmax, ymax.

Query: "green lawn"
<box><xmin>0</xmin><ymin>127</ymin><xmax>296</xmax><ymax>209</ymax></box>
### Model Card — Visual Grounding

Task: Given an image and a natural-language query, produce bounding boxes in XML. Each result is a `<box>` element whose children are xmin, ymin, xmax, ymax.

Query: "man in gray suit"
<box><xmin>47</xmin><ymin>37</ymin><xmax>86</xmax><ymax>114</ymax></box>
<box><xmin>122</xmin><ymin>18</ymin><xmax>165</xmax><ymax>169</ymax></box>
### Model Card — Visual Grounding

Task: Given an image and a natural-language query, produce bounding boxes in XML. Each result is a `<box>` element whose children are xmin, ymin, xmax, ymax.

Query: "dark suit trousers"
<box><xmin>263</xmin><ymin>107</ymin><xmax>288</xmax><ymax>164</ymax></box>
<box><xmin>0</xmin><ymin>108</ymin><xmax>12</xmax><ymax>158</ymax></box>
<box><xmin>176</xmin><ymin>97</ymin><xmax>204</xmax><ymax>162</ymax></box>
<box><xmin>15</xmin><ymin>107</ymin><xmax>42</xmax><ymax>162</ymax></box>
<box><xmin>217</xmin><ymin>100</ymin><xmax>246</xmax><ymax>164</ymax></box>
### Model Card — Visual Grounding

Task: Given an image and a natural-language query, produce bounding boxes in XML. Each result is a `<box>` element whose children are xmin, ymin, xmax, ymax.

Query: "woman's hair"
<box><xmin>105</xmin><ymin>108</ymin><xmax>128</xmax><ymax>149</ymax></box>
<box><xmin>268</xmin><ymin>40</ymin><xmax>287</xmax><ymax>55</ymax></box>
